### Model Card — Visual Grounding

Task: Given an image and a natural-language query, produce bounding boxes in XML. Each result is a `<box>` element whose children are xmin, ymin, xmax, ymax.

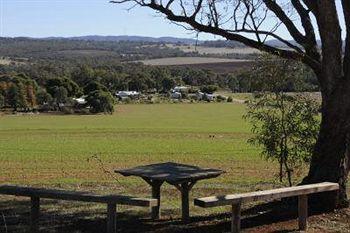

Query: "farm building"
<box><xmin>170</xmin><ymin>92</ymin><xmax>182</xmax><ymax>99</ymax></box>
<box><xmin>116</xmin><ymin>91</ymin><xmax>140</xmax><ymax>100</ymax></box>
<box><xmin>173</xmin><ymin>86</ymin><xmax>189</xmax><ymax>92</ymax></box>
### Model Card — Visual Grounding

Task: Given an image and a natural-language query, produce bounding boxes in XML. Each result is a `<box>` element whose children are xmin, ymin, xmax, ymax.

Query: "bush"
<box><xmin>36</xmin><ymin>89</ymin><xmax>53</xmax><ymax>105</ymax></box>
<box><xmin>227</xmin><ymin>96</ymin><xmax>233</xmax><ymax>102</ymax></box>
<box><xmin>200</xmin><ymin>85</ymin><xmax>218</xmax><ymax>94</ymax></box>
<box><xmin>216</xmin><ymin>95</ymin><xmax>227</xmax><ymax>102</ymax></box>
<box><xmin>86</xmin><ymin>90</ymin><xmax>115</xmax><ymax>114</ymax></box>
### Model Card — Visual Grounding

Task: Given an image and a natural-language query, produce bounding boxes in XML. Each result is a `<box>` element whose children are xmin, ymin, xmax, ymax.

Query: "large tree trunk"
<box><xmin>302</xmin><ymin>79</ymin><xmax>350</xmax><ymax>208</ymax></box>
<box><xmin>301</xmin><ymin>1</ymin><xmax>350</xmax><ymax>209</ymax></box>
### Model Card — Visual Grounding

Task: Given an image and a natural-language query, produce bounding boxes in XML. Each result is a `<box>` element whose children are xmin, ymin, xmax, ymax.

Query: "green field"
<box><xmin>0</xmin><ymin>103</ymin><xmax>291</xmax><ymax>218</ymax></box>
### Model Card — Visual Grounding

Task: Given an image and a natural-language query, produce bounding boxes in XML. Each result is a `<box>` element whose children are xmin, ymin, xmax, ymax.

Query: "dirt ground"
<box><xmin>1</xmin><ymin>198</ymin><xmax>349</xmax><ymax>233</ymax></box>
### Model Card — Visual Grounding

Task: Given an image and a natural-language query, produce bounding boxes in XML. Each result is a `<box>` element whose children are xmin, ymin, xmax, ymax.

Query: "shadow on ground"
<box><xmin>0</xmin><ymin>199</ymin><xmax>337</xmax><ymax>233</ymax></box>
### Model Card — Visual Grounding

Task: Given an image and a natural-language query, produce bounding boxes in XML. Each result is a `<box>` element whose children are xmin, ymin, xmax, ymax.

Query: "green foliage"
<box><xmin>0</xmin><ymin>38</ymin><xmax>188</xmax><ymax>61</ymax></box>
<box><xmin>227</xmin><ymin>96</ymin><xmax>233</xmax><ymax>102</ymax></box>
<box><xmin>244</xmin><ymin>53</ymin><xmax>321</xmax><ymax>187</ymax></box>
<box><xmin>53</xmin><ymin>86</ymin><xmax>69</xmax><ymax>106</ymax></box>
<box><xmin>86</xmin><ymin>90</ymin><xmax>115</xmax><ymax>114</ymax></box>
<box><xmin>161</xmin><ymin>77</ymin><xmax>176</xmax><ymax>92</ymax></box>
<box><xmin>245</xmin><ymin>94</ymin><xmax>320</xmax><ymax>186</ymax></box>
<box><xmin>127</xmin><ymin>72</ymin><xmax>154</xmax><ymax>92</ymax></box>
<box><xmin>250</xmin><ymin>54</ymin><xmax>318</xmax><ymax>92</ymax></box>
<box><xmin>0</xmin><ymin>73</ymin><xmax>38</xmax><ymax>111</ymax></box>
<box><xmin>46</xmin><ymin>77</ymin><xmax>82</xmax><ymax>98</ymax></box>
<box><xmin>36</xmin><ymin>89</ymin><xmax>53</xmax><ymax>105</ymax></box>
<box><xmin>72</xmin><ymin>65</ymin><xmax>95</xmax><ymax>87</ymax></box>
<box><xmin>8</xmin><ymin>84</ymin><xmax>27</xmax><ymax>111</ymax></box>
<box><xmin>200</xmin><ymin>85</ymin><xmax>218</xmax><ymax>94</ymax></box>
<box><xmin>83</xmin><ymin>81</ymin><xmax>108</xmax><ymax>95</ymax></box>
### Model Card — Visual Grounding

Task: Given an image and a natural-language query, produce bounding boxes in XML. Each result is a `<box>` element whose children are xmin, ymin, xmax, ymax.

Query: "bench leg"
<box><xmin>298</xmin><ymin>195</ymin><xmax>308</xmax><ymax>231</ymax></box>
<box><xmin>151</xmin><ymin>182</ymin><xmax>162</xmax><ymax>220</ymax></box>
<box><xmin>231</xmin><ymin>202</ymin><xmax>241</xmax><ymax>233</ymax></box>
<box><xmin>30</xmin><ymin>197</ymin><xmax>40</xmax><ymax>233</ymax></box>
<box><xmin>181</xmin><ymin>183</ymin><xmax>190</xmax><ymax>222</ymax></box>
<box><xmin>107</xmin><ymin>203</ymin><xmax>116</xmax><ymax>233</ymax></box>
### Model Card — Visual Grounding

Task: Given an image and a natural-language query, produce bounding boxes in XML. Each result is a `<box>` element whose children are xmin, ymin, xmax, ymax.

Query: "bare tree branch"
<box><xmin>263</xmin><ymin>0</ymin><xmax>306</xmax><ymax>45</ymax></box>
<box><xmin>110</xmin><ymin>0</ymin><xmax>322</xmax><ymax>71</ymax></box>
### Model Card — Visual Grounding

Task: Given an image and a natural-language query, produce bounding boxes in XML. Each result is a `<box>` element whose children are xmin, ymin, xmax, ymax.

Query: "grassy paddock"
<box><xmin>0</xmin><ymin>103</ymin><xmax>304</xmax><ymax>218</ymax></box>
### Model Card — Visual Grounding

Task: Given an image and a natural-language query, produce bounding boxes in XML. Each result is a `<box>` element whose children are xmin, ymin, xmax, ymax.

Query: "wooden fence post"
<box><xmin>30</xmin><ymin>196</ymin><xmax>40</xmax><ymax>233</ymax></box>
<box><xmin>231</xmin><ymin>202</ymin><xmax>241</xmax><ymax>233</ymax></box>
<box><xmin>107</xmin><ymin>203</ymin><xmax>116</xmax><ymax>233</ymax></box>
<box><xmin>298</xmin><ymin>195</ymin><xmax>308</xmax><ymax>231</ymax></box>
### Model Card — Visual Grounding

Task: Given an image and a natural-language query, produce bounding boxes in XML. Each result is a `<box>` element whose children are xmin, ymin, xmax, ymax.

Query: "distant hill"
<box><xmin>3</xmin><ymin>35</ymin><xmax>345</xmax><ymax>49</ymax></box>
<box><xmin>8</xmin><ymin>35</ymin><xmax>246</xmax><ymax>47</ymax></box>
<box><xmin>39</xmin><ymin>35</ymin><xmax>201</xmax><ymax>45</ymax></box>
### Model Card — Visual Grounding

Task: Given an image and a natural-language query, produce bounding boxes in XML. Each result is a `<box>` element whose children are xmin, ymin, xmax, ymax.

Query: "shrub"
<box><xmin>200</xmin><ymin>85</ymin><xmax>218</xmax><ymax>94</ymax></box>
<box><xmin>216</xmin><ymin>95</ymin><xmax>227</xmax><ymax>102</ymax></box>
<box><xmin>245</xmin><ymin>94</ymin><xmax>320</xmax><ymax>186</ymax></box>
<box><xmin>227</xmin><ymin>96</ymin><xmax>233</xmax><ymax>102</ymax></box>
<box><xmin>86</xmin><ymin>90</ymin><xmax>115</xmax><ymax>114</ymax></box>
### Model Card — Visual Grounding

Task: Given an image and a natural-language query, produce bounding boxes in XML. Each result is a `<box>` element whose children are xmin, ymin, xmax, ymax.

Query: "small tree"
<box><xmin>86</xmin><ymin>90</ymin><xmax>115</xmax><ymax>114</ymax></box>
<box><xmin>36</xmin><ymin>89</ymin><xmax>53</xmax><ymax>106</ymax></box>
<box><xmin>53</xmin><ymin>86</ymin><xmax>69</xmax><ymax>111</ymax></box>
<box><xmin>161</xmin><ymin>77</ymin><xmax>175</xmax><ymax>92</ymax></box>
<box><xmin>245</xmin><ymin>94</ymin><xmax>320</xmax><ymax>186</ymax></box>
<box><xmin>245</xmin><ymin>55</ymin><xmax>320</xmax><ymax>186</ymax></box>
<box><xmin>8</xmin><ymin>84</ymin><xmax>27</xmax><ymax>111</ymax></box>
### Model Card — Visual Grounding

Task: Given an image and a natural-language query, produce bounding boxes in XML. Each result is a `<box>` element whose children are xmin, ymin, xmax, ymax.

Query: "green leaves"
<box><xmin>245</xmin><ymin>91</ymin><xmax>320</xmax><ymax>185</ymax></box>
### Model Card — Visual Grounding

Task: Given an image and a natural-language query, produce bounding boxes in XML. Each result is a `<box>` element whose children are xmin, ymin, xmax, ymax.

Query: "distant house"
<box><xmin>173</xmin><ymin>86</ymin><xmax>189</xmax><ymax>93</ymax></box>
<box><xmin>116</xmin><ymin>91</ymin><xmax>140</xmax><ymax>100</ymax></box>
<box><xmin>73</xmin><ymin>97</ymin><xmax>87</xmax><ymax>105</ymax></box>
<box><xmin>170</xmin><ymin>92</ymin><xmax>182</xmax><ymax>99</ymax></box>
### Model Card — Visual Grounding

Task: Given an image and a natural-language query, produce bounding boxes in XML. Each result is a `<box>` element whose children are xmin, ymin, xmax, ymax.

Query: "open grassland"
<box><xmin>0</xmin><ymin>104</ymin><xmax>299</xmax><ymax>211</ymax></box>
<box><xmin>2</xmin><ymin>103</ymin><xmax>348</xmax><ymax>232</ymax></box>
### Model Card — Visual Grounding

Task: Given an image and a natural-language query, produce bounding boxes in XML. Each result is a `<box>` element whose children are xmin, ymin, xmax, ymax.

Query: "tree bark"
<box><xmin>302</xmin><ymin>79</ymin><xmax>350</xmax><ymax>208</ymax></box>
<box><xmin>300</xmin><ymin>1</ymin><xmax>349</xmax><ymax>209</ymax></box>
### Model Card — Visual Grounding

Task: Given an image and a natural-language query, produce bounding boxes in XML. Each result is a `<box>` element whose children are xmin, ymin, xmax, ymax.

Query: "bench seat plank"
<box><xmin>194</xmin><ymin>182</ymin><xmax>339</xmax><ymax>208</ymax></box>
<box><xmin>0</xmin><ymin>185</ymin><xmax>157</xmax><ymax>207</ymax></box>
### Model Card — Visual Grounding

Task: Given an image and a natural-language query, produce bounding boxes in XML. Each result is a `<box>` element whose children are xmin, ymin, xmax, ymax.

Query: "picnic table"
<box><xmin>115</xmin><ymin>162</ymin><xmax>224</xmax><ymax>221</ymax></box>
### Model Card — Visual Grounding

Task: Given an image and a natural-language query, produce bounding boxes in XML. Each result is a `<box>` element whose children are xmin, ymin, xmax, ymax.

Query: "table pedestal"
<box><xmin>143</xmin><ymin>178</ymin><xmax>164</xmax><ymax>220</ymax></box>
<box><xmin>173</xmin><ymin>181</ymin><xmax>197</xmax><ymax>222</ymax></box>
<box><xmin>143</xmin><ymin>178</ymin><xmax>197</xmax><ymax>221</ymax></box>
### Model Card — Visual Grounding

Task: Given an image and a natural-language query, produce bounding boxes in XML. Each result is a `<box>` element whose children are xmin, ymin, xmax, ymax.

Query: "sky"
<box><xmin>0</xmin><ymin>0</ymin><xmax>346</xmax><ymax>40</ymax></box>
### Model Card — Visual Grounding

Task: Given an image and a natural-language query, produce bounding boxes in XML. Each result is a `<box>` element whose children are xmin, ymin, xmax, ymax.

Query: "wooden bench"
<box><xmin>0</xmin><ymin>185</ymin><xmax>158</xmax><ymax>233</ymax></box>
<box><xmin>194</xmin><ymin>182</ymin><xmax>339</xmax><ymax>233</ymax></box>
